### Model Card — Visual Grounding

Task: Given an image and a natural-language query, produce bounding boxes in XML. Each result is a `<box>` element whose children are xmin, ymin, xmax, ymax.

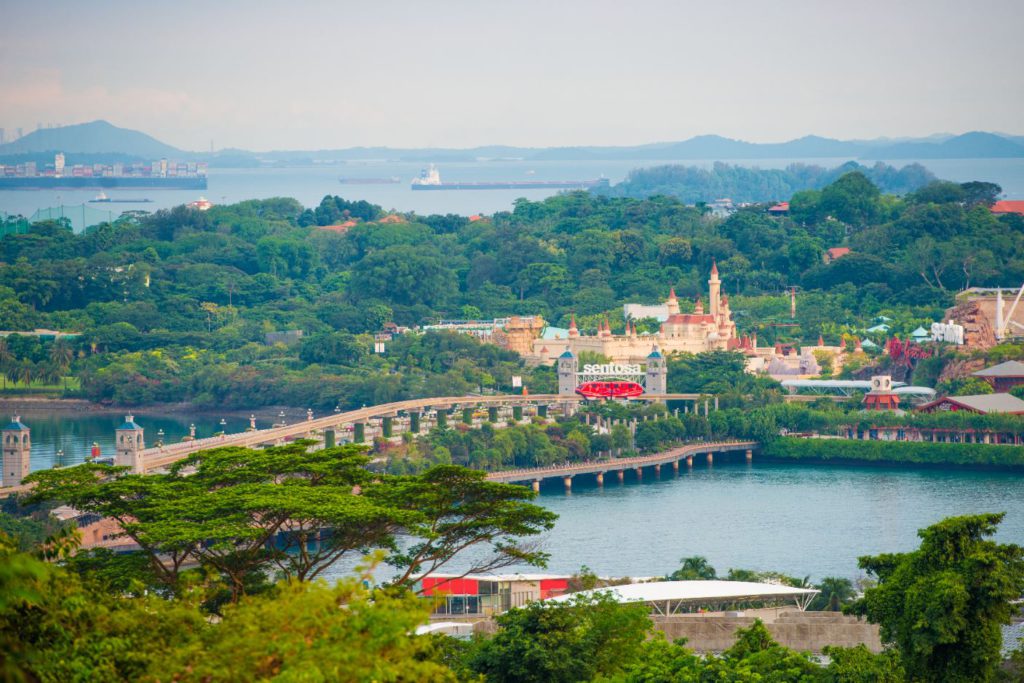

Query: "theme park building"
<box><xmin>530</xmin><ymin>264</ymin><xmax>738</xmax><ymax>364</ymax></box>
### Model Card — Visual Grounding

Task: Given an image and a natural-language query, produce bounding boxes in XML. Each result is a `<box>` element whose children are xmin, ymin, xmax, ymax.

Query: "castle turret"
<box><xmin>694</xmin><ymin>297</ymin><xmax>704</xmax><ymax>315</ymax></box>
<box><xmin>557</xmin><ymin>350</ymin><xmax>578</xmax><ymax>396</ymax></box>
<box><xmin>2</xmin><ymin>416</ymin><xmax>30</xmax><ymax>487</ymax></box>
<box><xmin>666</xmin><ymin>287</ymin><xmax>680</xmax><ymax>316</ymax></box>
<box><xmin>115</xmin><ymin>414</ymin><xmax>145</xmax><ymax>473</ymax></box>
<box><xmin>709</xmin><ymin>261</ymin><xmax>721</xmax><ymax>319</ymax></box>
<box><xmin>568</xmin><ymin>314</ymin><xmax>579</xmax><ymax>338</ymax></box>
<box><xmin>646</xmin><ymin>346</ymin><xmax>667</xmax><ymax>395</ymax></box>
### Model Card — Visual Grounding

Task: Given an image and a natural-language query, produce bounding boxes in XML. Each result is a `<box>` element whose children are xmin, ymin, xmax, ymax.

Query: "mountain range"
<box><xmin>2</xmin><ymin>121</ymin><xmax>1023</xmax><ymax>165</ymax></box>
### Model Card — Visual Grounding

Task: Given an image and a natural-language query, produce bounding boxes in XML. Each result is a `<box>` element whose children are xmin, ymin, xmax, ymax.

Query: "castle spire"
<box><xmin>569</xmin><ymin>313</ymin><xmax>579</xmax><ymax>338</ymax></box>
<box><xmin>818</xmin><ymin>334</ymin><xmax>825</xmax><ymax>346</ymax></box>
<box><xmin>710</xmin><ymin>259</ymin><xmax>719</xmax><ymax>278</ymax></box>
<box><xmin>666</xmin><ymin>286</ymin><xmax>680</xmax><ymax>316</ymax></box>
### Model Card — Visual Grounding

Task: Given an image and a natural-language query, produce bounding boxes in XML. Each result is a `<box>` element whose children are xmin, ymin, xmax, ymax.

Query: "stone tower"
<box><xmin>557</xmin><ymin>350</ymin><xmax>578</xmax><ymax>396</ymax></box>
<box><xmin>115</xmin><ymin>414</ymin><xmax>145</xmax><ymax>473</ymax></box>
<box><xmin>2</xmin><ymin>416</ymin><xmax>30</xmax><ymax>487</ymax></box>
<box><xmin>645</xmin><ymin>346</ymin><xmax>667</xmax><ymax>395</ymax></box>
<box><xmin>709</xmin><ymin>260</ymin><xmax>721</xmax><ymax>320</ymax></box>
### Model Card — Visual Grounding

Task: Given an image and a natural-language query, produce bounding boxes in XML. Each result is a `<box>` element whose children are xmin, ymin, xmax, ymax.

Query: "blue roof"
<box><xmin>4</xmin><ymin>417</ymin><xmax>27</xmax><ymax>431</ymax></box>
<box><xmin>541</xmin><ymin>326</ymin><xmax>570</xmax><ymax>340</ymax></box>
<box><xmin>559</xmin><ymin>350</ymin><xmax>575</xmax><ymax>359</ymax></box>
<box><xmin>647</xmin><ymin>347</ymin><xmax>663</xmax><ymax>358</ymax></box>
<box><xmin>117</xmin><ymin>416</ymin><xmax>141</xmax><ymax>430</ymax></box>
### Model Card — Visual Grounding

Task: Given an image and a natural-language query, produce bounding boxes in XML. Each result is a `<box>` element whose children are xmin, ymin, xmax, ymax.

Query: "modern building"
<box><xmin>416</xmin><ymin>573</ymin><xmax>570</xmax><ymax>616</ymax></box>
<box><xmin>529</xmin><ymin>264</ymin><xmax>738</xmax><ymax>364</ymax></box>
<box><xmin>917</xmin><ymin>393</ymin><xmax>1024</xmax><ymax>415</ymax></box>
<box><xmin>972</xmin><ymin>360</ymin><xmax>1024</xmax><ymax>392</ymax></box>
<box><xmin>546</xmin><ymin>580</ymin><xmax>819</xmax><ymax>614</ymax></box>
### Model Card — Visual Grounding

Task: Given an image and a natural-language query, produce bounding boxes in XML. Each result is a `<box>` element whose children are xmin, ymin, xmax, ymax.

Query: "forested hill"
<box><xmin>599</xmin><ymin>161</ymin><xmax>936</xmax><ymax>203</ymax></box>
<box><xmin>0</xmin><ymin>172</ymin><xmax>1021</xmax><ymax>408</ymax></box>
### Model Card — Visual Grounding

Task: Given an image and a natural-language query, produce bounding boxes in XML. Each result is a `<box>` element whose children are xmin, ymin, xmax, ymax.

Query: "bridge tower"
<box><xmin>645</xmin><ymin>346</ymin><xmax>667</xmax><ymax>394</ymax></box>
<box><xmin>557</xmin><ymin>350</ymin><xmax>578</xmax><ymax>396</ymax></box>
<box><xmin>2</xmin><ymin>416</ymin><xmax>31</xmax><ymax>487</ymax></box>
<box><xmin>115</xmin><ymin>415</ymin><xmax>145</xmax><ymax>473</ymax></box>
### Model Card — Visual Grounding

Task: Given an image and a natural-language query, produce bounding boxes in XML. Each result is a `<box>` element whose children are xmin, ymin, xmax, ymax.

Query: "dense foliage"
<box><xmin>602</xmin><ymin>160</ymin><xmax>936</xmax><ymax>203</ymax></box>
<box><xmin>2</xmin><ymin>168</ymin><xmax>1020</xmax><ymax>409</ymax></box>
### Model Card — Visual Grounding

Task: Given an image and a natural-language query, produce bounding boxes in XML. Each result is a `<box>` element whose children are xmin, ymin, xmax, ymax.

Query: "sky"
<box><xmin>1</xmin><ymin>0</ymin><xmax>1022</xmax><ymax>151</ymax></box>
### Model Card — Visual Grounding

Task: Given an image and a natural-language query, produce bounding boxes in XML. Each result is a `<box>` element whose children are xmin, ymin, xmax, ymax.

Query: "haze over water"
<box><xmin>2</xmin><ymin>157</ymin><xmax>1023</xmax><ymax>225</ymax></box>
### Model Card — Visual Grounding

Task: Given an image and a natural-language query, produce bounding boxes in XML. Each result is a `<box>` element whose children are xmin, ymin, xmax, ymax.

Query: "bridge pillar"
<box><xmin>410</xmin><ymin>412</ymin><xmax>420</xmax><ymax>434</ymax></box>
<box><xmin>596</xmin><ymin>471</ymin><xmax>604</xmax><ymax>486</ymax></box>
<box><xmin>462</xmin><ymin>408</ymin><xmax>473</xmax><ymax>425</ymax></box>
<box><xmin>746</xmin><ymin>449</ymin><xmax>753</xmax><ymax>463</ymax></box>
<box><xmin>354</xmin><ymin>422</ymin><xmax>366</xmax><ymax>444</ymax></box>
<box><xmin>532</xmin><ymin>480</ymin><xmax>540</xmax><ymax>493</ymax></box>
<box><xmin>513</xmin><ymin>406</ymin><xmax>523</xmax><ymax>422</ymax></box>
<box><xmin>488</xmin><ymin>407</ymin><xmax>498</xmax><ymax>423</ymax></box>
<box><xmin>617</xmin><ymin>470</ymin><xmax>625</xmax><ymax>483</ymax></box>
<box><xmin>324</xmin><ymin>429</ymin><xmax>336</xmax><ymax>448</ymax></box>
<box><xmin>672</xmin><ymin>459</ymin><xmax>680</xmax><ymax>473</ymax></box>
<box><xmin>634</xmin><ymin>467</ymin><xmax>642</xmax><ymax>481</ymax></box>
<box><xmin>706</xmin><ymin>452</ymin><xmax>714</xmax><ymax>465</ymax></box>
<box><xmin>563</xmin><ymin>476</ymin><xmax>573</xmax><ymax>491</ymax></box>
<box><xmin>382</xmin><ymin>416</ymin><xmax>394</xmax><ymax>438</ymax></box>
<box><xmin>436</xmin><ymin>410</ymin><xmax>447</xmax><ymax>429</ymax></box>
<box><xmin>538</xmin><ymin>404</ymin><xmax>548</xmax><ymax>419</ymax></box>
<box><xmin>686</xmin><ymin>455</ymin><xmax>693</xmax><ymax>468</ymax></box>
<box><xmin>653</xmin><ymin>463</ymin><xmax>661</xmax><ymax>476</ymax></box>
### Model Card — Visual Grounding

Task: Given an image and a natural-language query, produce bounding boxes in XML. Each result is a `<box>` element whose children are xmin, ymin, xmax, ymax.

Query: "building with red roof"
<box><xmin>823</xmin><ymin>247</ymin><xmax>851</xmax><ymax>264</ymax></box>
<box><xmin>991</xmin><ymin>200</ymin><xmax>1024</xmax><ymax>216</ymax></box>
<box><xmin>768</xmin><ymin>202</ymin><xmax>789</xmax><ymax>215</ymax></box>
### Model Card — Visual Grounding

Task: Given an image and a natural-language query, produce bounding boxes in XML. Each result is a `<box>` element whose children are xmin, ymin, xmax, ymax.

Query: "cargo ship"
<box><xmin>411</xmin><ymin>165</ymin><xmax>608</xmax><ymax>191</ymax></box>
<box><xmin>88</xmin><ymin>192</ymin><xmax>154</xmax><ymax>204</ymax></box>
<box><xmin>0</xmin><ymin>154</ymin><xmax>207</xmax><ymax>190</ymax></box>
<box><xmin>339</xmin><ymin>176</ymin><xmax>401</xmax><ymax>184</ymax></box>
<box><xmin>0</xmin><ymin>175</ymin><xmax>207</xmax><ymax>190</ymax></box>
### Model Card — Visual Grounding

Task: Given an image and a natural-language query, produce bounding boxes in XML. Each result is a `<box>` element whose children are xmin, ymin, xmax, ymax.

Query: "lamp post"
<box><xmin>157</xmin><ymin>428</ymin><xmax>165</xmax><ymax>447</ymax></box>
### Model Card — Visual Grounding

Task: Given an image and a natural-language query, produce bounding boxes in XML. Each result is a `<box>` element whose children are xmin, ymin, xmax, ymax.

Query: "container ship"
<box><xmin>339</xmin><ymin>176</ymin><xmax>401</xmax><ymax>185</ymax></box>
<box><xmin>88</xmin><ymin>192</ymin><xmax>154</xmax><ymax>204</ymax></box>
<box><xmin>0</xmin><ymin>154</ymin><xmax>207</xmax><ymax>190</ymax></box>
<box><xmin>411</xmin><ymin>165</ymin><xmax>608</xmax><ymax>191</ymax></box>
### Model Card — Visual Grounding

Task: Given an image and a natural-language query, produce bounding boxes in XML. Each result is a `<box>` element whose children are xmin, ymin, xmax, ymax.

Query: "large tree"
<box><xmin>849</xmin><ymin>513</ymin><xmax>1024</xmax><ymax>682</ymax></box>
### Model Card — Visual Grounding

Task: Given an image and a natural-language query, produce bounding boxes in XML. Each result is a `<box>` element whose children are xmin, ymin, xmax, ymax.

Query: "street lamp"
<box><xmin>55</xmin><ymin>449</ymin><xmax>64</xmax><ymax>468</ymax></box>
<box><xmin>157</xmin><ymin>428</ymin><xmax>165</xmax><ymax>446</ymax></box>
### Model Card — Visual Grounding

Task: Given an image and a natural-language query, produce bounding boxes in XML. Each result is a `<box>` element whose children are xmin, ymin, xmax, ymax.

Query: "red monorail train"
<box><xmin>575</xmin><ymin>380</ymin><xmax>645</xmax><ymax>399</ymax></box>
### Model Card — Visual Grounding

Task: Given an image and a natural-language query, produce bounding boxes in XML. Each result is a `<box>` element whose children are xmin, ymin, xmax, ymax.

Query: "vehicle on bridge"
<box><xmin>576</xmin><ymin>380</ymin><xmax>645</xmax><ymax>400</ymax></box>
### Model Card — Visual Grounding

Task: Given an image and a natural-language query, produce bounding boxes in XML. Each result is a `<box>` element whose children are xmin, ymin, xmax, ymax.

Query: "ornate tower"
<box><xmin>115</xmin><ymin>414</ymin><xmax>145</xmax><ymax>473</ymax></box>
<box><xmin>568</xmin><ymin>313</ymin><xmax>579</xmax><ymax>338</ymax></box>
<box><xmin>557</xmin><ymin>350</ymin><xmax>578</xmax><ymax>396</ymax></box>
<box><xmin>645</xmin><ymin>346</ymin><xmax>667</xmax><ymax>395</ymax></box>
<box><xmin>666</xmin><ymin>287</ymin><xmax>680</xmax><ymax>316</ymax></box>
<box><xmin>2</xmin><ymin>416</ymin><xmax>30</xmax><ymax>487</ymax></box>
<box><xmin>709</xmin><ymin>260</ymin><xmax>721</xmax><ymax>320</ymax></box>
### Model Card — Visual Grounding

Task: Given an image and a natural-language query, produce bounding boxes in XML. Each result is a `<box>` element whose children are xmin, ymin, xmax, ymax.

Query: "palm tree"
<box><xmin>0</xmin><ymin>337</ymin><xmax>12</xmax><ymax>389</ymax></box>
<box><xmin>49</xmin><ymin>339</ymin><xmax>73</xmax><ymax>390</ymax></box>
<box><xmin>811</xmin><ymin>576</ymin><xmax>856</xmax><ymax>611</ymax></box>
<box><xmin>668</xmin><ymin>556</ymin><xmax>718</xmax><ymax>581</ymax></box>
<box><xmin>17</xmin><ymin>360</ymin><xmax>33</xmax><ymax>388</ymax></box>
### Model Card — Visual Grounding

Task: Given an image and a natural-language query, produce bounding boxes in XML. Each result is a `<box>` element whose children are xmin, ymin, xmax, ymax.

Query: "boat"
<box><xmin>338</xmin><ymin>176</ymin><xmax>401</xmax><ymax>185</ymax></box>
<box><xmin>88</xmin><ymin>192</ymin><xmax>153</xmax><ymax>203</ymax></box>
<box><xmin>411</xmin><ymin>165</ymin><xmax>609</xmax><ymax>191</ymax></box>
<box><xmin>187</xmin><ymin>196</ymin><xmax>213</xmax><ymax>211</ymax></box>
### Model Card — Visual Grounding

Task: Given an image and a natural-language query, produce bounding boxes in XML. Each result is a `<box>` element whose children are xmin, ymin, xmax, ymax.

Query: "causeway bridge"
<box><xmin>485</xmin><ymin>440</ymin><xmax>757</xmax><ymax>491</ymax></box>
<box><xmin>140</xmin><ymin>393</ymin><xmax>714</xmax><ymax>472</ymax></box>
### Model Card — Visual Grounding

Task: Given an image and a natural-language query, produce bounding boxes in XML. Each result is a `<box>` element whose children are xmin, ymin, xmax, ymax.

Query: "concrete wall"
<box><xmin>652</xmin><ymin>610</ymin><xmax>881</xmax><ymax>653</ymax></box>
<box><xmin>465</xmin><ymin>609</ymin><xmax>882</xmax><ymax>654</ymax></box>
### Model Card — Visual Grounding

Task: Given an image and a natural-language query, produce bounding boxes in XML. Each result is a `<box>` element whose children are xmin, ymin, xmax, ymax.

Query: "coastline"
<box><xmin>0</xmin><ymin>397</ymin><xmax>312</xmax><ymax>422</ymax></box>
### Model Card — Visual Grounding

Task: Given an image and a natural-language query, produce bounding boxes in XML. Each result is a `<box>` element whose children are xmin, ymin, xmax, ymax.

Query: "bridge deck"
<box><xmin>485</xmin><ymin>441</ymin><xmax>757</xmax><ymax>483</ymax></box>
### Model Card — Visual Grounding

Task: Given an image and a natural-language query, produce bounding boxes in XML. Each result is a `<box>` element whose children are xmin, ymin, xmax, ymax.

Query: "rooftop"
<box><xmin>922</xmin><ymin>393</ymin><xmax>1024</xmax><ymax>414</ymax></box>
<box><xmin>973</xmin><ymin>360</ymin><xmax>1024</xmax><ymax>378</ymax></box>
<box><xmin>991</xmin><ymin>200</ymin><xmax>1024</xmax><ymax>215</ymax></box>
<box><xmin>547</xmin><ymin>580</ymin><xmax>819</xmax><ymax>612</ymax></box>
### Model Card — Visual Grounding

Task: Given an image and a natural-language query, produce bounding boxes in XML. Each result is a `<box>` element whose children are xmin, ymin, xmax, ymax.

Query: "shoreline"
<box><xmin>0</xmin><ymin>397</ymin><xmax>313</xmax><ymax>422</ymax></box>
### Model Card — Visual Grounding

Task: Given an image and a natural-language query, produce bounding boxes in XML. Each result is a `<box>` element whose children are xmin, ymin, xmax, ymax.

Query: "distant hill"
<box><xmin>0</xmin><ymin>120</ymin><xmax>183</xmax><ymax>158</ymax></box>
<box><xmin>863</xmin><ymin>132</ymin><xmax>1024</xmax><ymax>159</ymax></box>
<box><xmin>1</xmin><ymin>121</ymin><xmax>1021</xmax><ymax>164</ymax></box>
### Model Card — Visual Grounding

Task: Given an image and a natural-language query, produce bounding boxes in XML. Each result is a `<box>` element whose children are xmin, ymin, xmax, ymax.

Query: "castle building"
<box><xmin>530</xmin><ymin>264</ymin><xmax>738</xmax><ymax>364</ymax></box>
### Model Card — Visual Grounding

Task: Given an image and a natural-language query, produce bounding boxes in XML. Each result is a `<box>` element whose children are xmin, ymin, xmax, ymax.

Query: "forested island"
<box><xmin>0</xmin><ymin>170</ymin><xmax>1020</xmax><ymax>411</ymax></box>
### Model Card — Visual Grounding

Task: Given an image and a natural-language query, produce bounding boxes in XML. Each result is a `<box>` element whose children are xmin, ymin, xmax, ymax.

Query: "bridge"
<box><xmin>140</xmin><ymin>393</ymin><xmax>717</xmax><ymax>472</ymax></box>
<box><xmin>485</xmin><ymin>440</ymin><xmax>757</xmax><ymax>491</ymax></box>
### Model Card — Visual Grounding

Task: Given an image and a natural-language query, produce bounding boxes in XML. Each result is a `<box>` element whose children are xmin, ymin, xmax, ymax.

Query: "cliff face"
<box><xmin>946</xmin><ymin>299</ymin><xmax>997</xmax><ymax>349</ymax></box>
<box><xmin>937</xmin><ymin>358</ymin><xmax>987</xmax><ymax>385</ymax></box>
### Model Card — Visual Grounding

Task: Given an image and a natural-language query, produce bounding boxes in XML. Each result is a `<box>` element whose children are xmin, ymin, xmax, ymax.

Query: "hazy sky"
<box><xmin>2</xmin><ymin>0</ymin><xmax>1022</xmax><ymax>151</ymax></box>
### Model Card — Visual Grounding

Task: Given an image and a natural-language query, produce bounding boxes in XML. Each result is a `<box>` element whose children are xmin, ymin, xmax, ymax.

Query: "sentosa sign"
<box><xmin>581</xmin><ymin>363</ymin><xmax>643</xmax><ymax>376</ymax></box>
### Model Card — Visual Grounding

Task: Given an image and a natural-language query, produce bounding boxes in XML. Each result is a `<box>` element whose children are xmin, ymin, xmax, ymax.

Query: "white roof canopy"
<box><xmin>547</xmin><ymin>580</ymin><xmax>819</xmax><ymax>614</ymax></box>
